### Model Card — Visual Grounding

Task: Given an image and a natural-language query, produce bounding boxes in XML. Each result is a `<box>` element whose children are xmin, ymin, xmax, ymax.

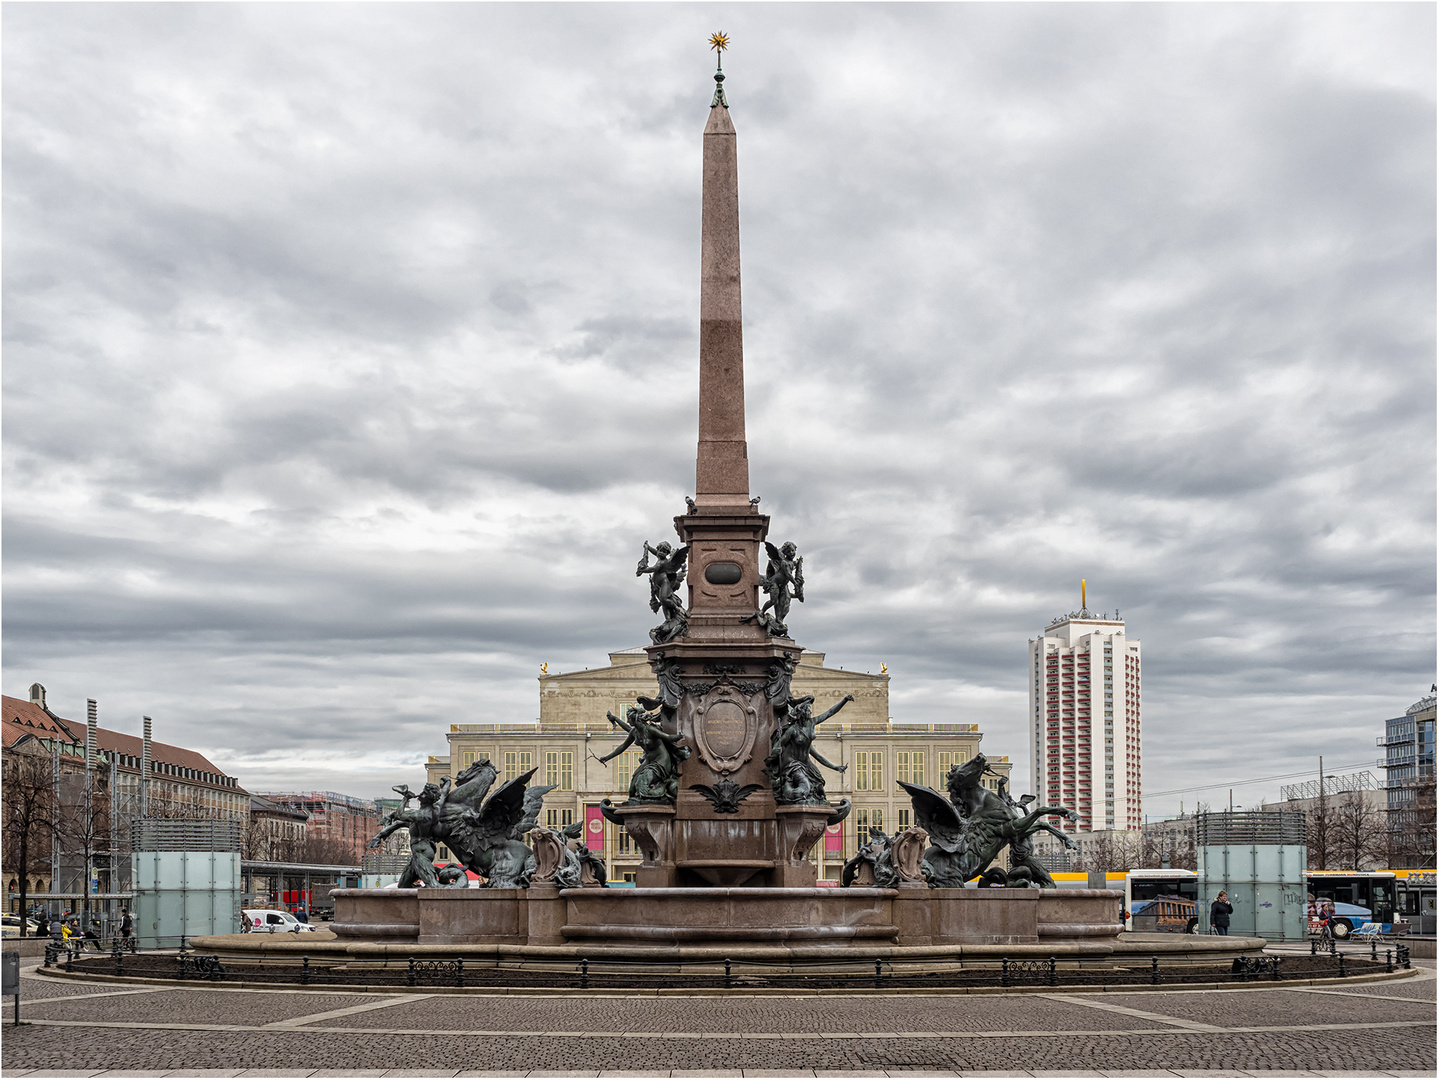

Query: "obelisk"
<box><xmin>624</xmin><ymin>42</ymin><xmax>836</xmax><ymax>890</ymax></box>
<box><xmin>670</xmin><ymin>45</ymin><xmax>772</xmax><ymax>642</ymax></box>
<box><xmin>695</xmin><ymin>64</ymin><xmax>749</xmax><ymax>508</ymax></box>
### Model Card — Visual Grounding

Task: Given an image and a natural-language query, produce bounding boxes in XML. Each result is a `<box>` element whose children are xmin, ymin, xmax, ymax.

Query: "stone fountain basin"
<box><xmin>327</xmin><ymin>885</ymin><xmax>1123</xmax><ymax>948</ymax></box>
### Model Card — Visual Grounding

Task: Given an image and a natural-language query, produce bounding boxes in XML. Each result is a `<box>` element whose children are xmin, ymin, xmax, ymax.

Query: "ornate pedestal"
<box><xmin>773</xmin><ymin>804</ymin><xmax>837</xmax><ymax>887</ymax></box>
<box><xmin>603</xmin><ymin>803</ymin><xmax>678</xmax><ymax>888</ymax></box>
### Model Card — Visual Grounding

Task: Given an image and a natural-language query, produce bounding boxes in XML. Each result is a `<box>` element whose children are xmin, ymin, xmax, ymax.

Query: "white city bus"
<box><xmin>1124</xmin><ymin>869</ymin><xmax>1199</xmax><ymax>933</ymax></box>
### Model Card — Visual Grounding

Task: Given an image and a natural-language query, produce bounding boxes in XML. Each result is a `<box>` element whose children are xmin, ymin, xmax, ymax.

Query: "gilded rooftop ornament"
<box><xmin>709</xmin><ymin>31</ymin><xmax>730</xmax><ymax>108</ymax></box>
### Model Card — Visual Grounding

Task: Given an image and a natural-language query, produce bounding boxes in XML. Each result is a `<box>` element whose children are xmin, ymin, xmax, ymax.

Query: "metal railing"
<box><xmin>55</xmin><ymin>943</ymin><xmax>1402</xmax><ymax>992</ymax></box>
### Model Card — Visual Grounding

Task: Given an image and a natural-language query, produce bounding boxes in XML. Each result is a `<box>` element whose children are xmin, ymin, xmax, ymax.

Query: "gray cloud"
<box><xmin>4</xmin><ymin>4</ymin><xmax>1433</xmax><ymax>812</ymax></box>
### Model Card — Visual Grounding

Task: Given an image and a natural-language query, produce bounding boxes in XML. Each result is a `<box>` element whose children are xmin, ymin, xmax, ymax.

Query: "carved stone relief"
<box><xmin>691</xmin><ymin>684</ymin><xmax>759</xmax><ymax>775</ymax></box>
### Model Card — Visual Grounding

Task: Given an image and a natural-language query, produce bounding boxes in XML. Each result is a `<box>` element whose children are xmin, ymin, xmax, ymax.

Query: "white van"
<box><xmin>242</xmin><ymin>908</ymin><xmax>317</xmax><ymax>933</ymax></box>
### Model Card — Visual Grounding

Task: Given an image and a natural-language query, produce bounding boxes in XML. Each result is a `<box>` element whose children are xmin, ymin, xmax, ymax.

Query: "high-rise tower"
<box><xmin>1029</xmin><ymin>586</ymin><xmax>1142</xmax><ymax>833</ymax></box>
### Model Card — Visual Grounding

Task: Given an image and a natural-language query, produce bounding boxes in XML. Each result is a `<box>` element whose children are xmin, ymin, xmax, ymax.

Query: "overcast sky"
<box><xmin>4</xmin><ymin>4</ymin><xmax>1433</xmax><ymax>816</ymax></box>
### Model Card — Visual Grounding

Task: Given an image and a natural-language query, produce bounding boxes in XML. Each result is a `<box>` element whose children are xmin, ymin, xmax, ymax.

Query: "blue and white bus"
<box><xmin>1307</xmin><ymin>871</ymin><xmax>1397</xmax><ymax>938</ymax></box>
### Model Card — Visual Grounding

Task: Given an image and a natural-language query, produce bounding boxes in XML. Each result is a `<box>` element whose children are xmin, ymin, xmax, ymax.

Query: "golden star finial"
<box><xmin>709</xmin><ymin>31</ymin><xmax>730</xmax><ymax>52</ymax></box>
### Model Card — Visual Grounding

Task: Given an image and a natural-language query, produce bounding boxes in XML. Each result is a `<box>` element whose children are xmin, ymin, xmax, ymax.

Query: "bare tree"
<box><xmin>1307</xmin><ymin>794</ymin><xmax>1338</xmax><ymax>870</ymax></box>
<box><xmin>1</xmin><ymin>749</ymin><xmax>56</xmax><ymax>935</ymax></box>
<box><xmin>53</xmin><ymin>767</ymin><xmax>112</xmax><ymax>922</ymax></box>
<box><xmin>1331</xmin><ymin>791</ymin><xmax>1383</xmax><ymax>871</ymax></box>
<box><xmin>1079</xmin><ymin>831</ymin><xmax>1142</xmax><ymax>873</ymax></box>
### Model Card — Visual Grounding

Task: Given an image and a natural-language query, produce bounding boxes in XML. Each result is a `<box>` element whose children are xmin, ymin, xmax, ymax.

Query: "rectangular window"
<box><xmin>618</xmin><ymin>750</ymin><xmax>640</xmax><ymax>792</ymax></box>
<box><xmin>856</xmin><ymin>807</ymin><xmax>884</xmax><ymax>838</ymax></box>
<box><xmin>910</xmin><ymin>751</ymin><xmax>924</xmax><ymax>787</ymax></box>
<box><xmin>938</xmin><ymin>750</ymin><xmax>966</xmax><ymax>780</ymax></box>
<box><xmin>518</xmin><ymin>751</ymin><xmax>532</xmax><ymax>779</ymax></box>
<box><xmin>462</xmin><ymin>751</ymin><xmax>476</xmax><ymax>767</ymax></box>
<box><xmin>898</xmin><ymin>808</ymin><xmax>911</xmax><ymax>829</ymax></box>
<box><xmin>896</xmin><ymin>751</ymin><xmax>910</xmax><ymax>785</ymax></box>
<box><xmin>854</xmin><ymin>752</ymin><xmax>884</xmax><ymax>791</ymax></box>
<box><xmin>617</xmin><ymin>828</ymin><xmax>633</xmax><ymax>854</ymax></box>
<box><xmin>504</xmin><ymin>752</ymin><xmax>518</xmax><ymax>783</ymax></box>
<box><xmin>560</xmin><ymin>752</ymin><xmax>573</xmax><ymax>791</ymax></box>
<box><xmin>546</xmin><ymin>751</ymin><xmax>559</xmax><ymax>787</ymax></box>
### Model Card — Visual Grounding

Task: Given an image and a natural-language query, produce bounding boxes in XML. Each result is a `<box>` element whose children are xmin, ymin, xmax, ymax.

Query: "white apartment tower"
<box><xmin>1029</xmin><ymin>585</ymin><xmax>1142</xmax><ymax>833</ymax></box>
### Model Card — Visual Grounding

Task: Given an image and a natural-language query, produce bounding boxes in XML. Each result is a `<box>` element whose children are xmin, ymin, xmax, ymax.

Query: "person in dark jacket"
<box><xmin>1210</xmin><ymin>891</ymin><xmax>1233</xmax><ymax>935</ymax></box>
<box><xmin>36</xmin><ymin>911</ymin><xmax>49</xmax><ymax>937</ymax></box>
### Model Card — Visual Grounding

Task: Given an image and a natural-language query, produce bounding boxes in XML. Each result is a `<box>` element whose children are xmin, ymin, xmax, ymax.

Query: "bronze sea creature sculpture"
<box><xmin>898</xmin><ymin>753</ymin><xmax>1077</xmax><ymax>888</ymax></box>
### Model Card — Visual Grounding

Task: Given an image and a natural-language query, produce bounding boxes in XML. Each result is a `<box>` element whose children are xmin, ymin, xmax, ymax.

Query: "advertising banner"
<box><xmin>824</xmin><ymin>821</ymin><xmax>843</xmax><ymax>854</ymax></box>
<box><xmin>585</xmin><ymin>805</ymin><xmax>607</xmax><ymax>852</ymax></box>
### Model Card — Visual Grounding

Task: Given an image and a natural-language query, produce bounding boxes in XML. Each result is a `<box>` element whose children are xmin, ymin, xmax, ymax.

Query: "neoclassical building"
<box><xmin>428</xmin><ymin>649</ymin><xmax>1010</xmax><ymax>883</ymax></box>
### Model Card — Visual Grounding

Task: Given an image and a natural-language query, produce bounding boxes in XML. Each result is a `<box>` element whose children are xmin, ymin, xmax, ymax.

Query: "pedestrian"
<box><xmin>1210</xmin><ymin>890</ymin><xmax>1233</xmax><ymax>936</ymax></box>
<box><xmin>120</xmin><ymin>909</ymin><xmax>133</xmax><ymax>944</ymax></box>
<box><xmin>36</xmin><ymin>910</ymin><xmax>49</xmax><ymax>937</ymax></box>
<box><xmin>296</xmin><ymin>907</ymin><xmax>309</xmax><ymax>924</ymax></box>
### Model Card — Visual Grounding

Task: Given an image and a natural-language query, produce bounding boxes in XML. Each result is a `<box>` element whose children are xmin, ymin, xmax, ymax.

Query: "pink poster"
<box><xmin>824</xmin><ymin>821</ymin><xmax>843</xmax><ymax>854</ymax></box>
<box><xmin>584</xmin><ymin>805</ymin><xmax>607</xmax><ymax>852</ymax></box>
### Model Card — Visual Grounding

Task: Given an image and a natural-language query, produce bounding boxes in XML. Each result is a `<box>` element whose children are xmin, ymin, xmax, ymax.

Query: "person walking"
<box><xmin>36</xmin><ymin>911</ymin><xmax>49</xmax><ymax>937</ymax></box>
<box><xmin>120</xmin><ymin>909</ymin><xmax>133</xmax><ymax>948</ymax></box>
<box><xmin>1210</xmin><ymin>890</ymin><xmax>1233</xmax><ymax>936</ymax></box>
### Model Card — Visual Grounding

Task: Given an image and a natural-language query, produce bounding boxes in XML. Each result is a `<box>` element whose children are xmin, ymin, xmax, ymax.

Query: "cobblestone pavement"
<box><xmin>1</xmin><ymin>958</ymin><xmax>1433</xmax><ymax>1077</ymax></box>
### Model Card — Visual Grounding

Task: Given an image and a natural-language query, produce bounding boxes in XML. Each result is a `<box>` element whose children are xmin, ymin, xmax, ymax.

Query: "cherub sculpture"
<box><xmin>367</xmin><ymin>759</ymin><xmax>554</xmax><ymax>889</ymax></box>
<box><xmin>746</xmin><ymin>541</ymin><xmax>804</xmax><ymax>637</ymax></box>
<box><xmin>599</xmin><ymin>701</ymin><xmax>691</xmax><ymax>804</ymax></box>
<box><xmin>764</xmin><ymin>693</ymin><xmax>854</xmax><ymax>805</ymax></box>
<box><xmin>637</xmin><ymin>540</ymin><xmax>690</xmax><ymax>644</ymax></box>
<box><xmin>898</xmin><ymin>753</ymin><xmax>1077</xmax><ymax>888</ymax></box>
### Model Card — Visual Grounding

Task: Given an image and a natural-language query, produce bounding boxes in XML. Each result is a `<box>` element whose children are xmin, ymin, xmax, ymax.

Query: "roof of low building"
<box><xmin>2</xmin><ymin>693</ymin><xmax>246</xmax><ymax>794</ymax></box>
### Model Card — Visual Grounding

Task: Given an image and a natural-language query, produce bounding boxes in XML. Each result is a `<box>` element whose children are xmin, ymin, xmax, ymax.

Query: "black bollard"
<box><xmin>1150</xmin><ymin>956</ymin><xmax>1160</xmax><ymax>985</ymax></box>
<box><xmin>1386</xmin><ymin>948</ymin><xmax>1393</xmax><ymax>974</ymax></box>
<box><xmin>407</xmin><ymin>957</ymin><xmax>415</xmax><ymax>987</ymax></box>
<box><xmin>301</xmin><ymin>957</ymin><xmax>310</xmax><ymax>986</ymax></box>
<box><xmin>1371</xmin><ymin>939</ymin><xmax>1378</xmax><ymax>962</ymax></box>
<box><xmin>1001</xmin><ymin>958</ymin><xmax>1010</xmax><ymax>988</ymax></box>
<box><xmin>875</xmin><ymin>959</ymin><xmax>883</xmax><ymax>989</ymax></box>
<box><xmin>724</xmin><ymin>958</ymin><xmax>732</xmax><ymax>989</ymax></box>
<box><xmin>580</xmin><ymin>958</ymin><xmax>589</xmax><ymax>990</ymax></box>
<box><xmin>455</xmin><ymin>957</ymin><xmax>464</xmax><ymax>988</ymax></box>
<box><xmin>1049</xmin><ymin>957</ymin><xmax>1057</xmax><ymax>988</ymax></box>
<box><xmin>1338</xmin><ymin>953</ymin><xmax>1347</xmax><ymax>978</ymax></box>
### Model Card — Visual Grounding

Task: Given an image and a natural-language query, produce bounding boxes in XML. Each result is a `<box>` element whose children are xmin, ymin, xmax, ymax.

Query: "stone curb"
<box><xmin>26</xmin><ymin>961</ymin><xmax>1418</xmax><ymax>997</ymax></box>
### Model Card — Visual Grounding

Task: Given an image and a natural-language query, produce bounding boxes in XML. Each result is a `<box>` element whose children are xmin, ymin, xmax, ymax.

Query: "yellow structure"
<box><xmin>427</xmin><ymin>650</ymin><xmax>1010</xmax><ymax>882</ymax></box>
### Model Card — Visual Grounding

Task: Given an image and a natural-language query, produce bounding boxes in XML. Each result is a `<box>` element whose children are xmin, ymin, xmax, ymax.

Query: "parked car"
<box><xmin>1</xmin><ymin>915</ymin><xmax>40</xmax><ymax>937</ymax></box>
<box><xmin>241</xmin><ymin>908</ymin><xmax>318</xmax><ymax>933</ymax></box>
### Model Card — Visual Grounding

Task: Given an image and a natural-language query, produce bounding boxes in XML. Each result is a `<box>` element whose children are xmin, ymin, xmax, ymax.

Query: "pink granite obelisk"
<box><xmin>695</xmin><ymin>92</ymin><xmax>749</xmax><ymax>508</ymax></box>
<box><xmin>626</xmin><ymin>56</ymin><xmax>833</xmax><ymax>890</ymax></box>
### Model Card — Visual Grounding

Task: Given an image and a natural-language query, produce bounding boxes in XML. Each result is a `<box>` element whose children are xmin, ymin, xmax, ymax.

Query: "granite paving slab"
<box><xmin>1097</xmin><ymin>988</ymin><xmax>1434</xmax><ymax>1028</ymax></box>
<box><xmin>21</xmin><ymin>988</ymin><xmax>376</xmax><ymax>1026</ymax></box>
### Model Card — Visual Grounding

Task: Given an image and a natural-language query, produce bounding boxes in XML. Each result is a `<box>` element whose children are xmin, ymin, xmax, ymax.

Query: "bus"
<box><xmin>1306</xmin><ymin>871</ymin><xmax>1397</xmax><ymax>938</ymax></box>
<box><xmin>1124</xmin><ymin>869</ymin><xmax>1198</xmax><ymax>933</ymax></box>
<box><xmin>1393</xmin><ymin>869</ymin><xmax>1435</xmax><ymax>935</ymax></box>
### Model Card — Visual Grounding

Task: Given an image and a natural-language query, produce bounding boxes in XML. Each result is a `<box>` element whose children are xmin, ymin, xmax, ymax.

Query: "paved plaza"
<box><xmin>2</xmin><ymin>954</ymin><xmax>1434</xmax><ymax>1078</ymax></box>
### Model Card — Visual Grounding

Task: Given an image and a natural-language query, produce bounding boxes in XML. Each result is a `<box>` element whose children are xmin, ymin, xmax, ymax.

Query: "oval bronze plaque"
<box><xmin>702</xmin><ymin>700</ymin><xmax>748</xmax><ymax>758</ymax></box>
<box><xmin>704</xmin><ymin>561</ymin><xmax>743</xmax><ymax>585</ymax></box>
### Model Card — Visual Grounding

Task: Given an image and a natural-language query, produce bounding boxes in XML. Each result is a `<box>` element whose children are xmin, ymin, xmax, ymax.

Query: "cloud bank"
<box><xmin>4</xmin><ymin>5</ymin><xmax>1433</xmax><ymax>812</ymax></box>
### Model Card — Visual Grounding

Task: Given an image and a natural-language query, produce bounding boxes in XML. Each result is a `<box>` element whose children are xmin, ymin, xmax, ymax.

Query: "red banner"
<box><xmin>584</xmin><ymin>805</ymin><xmax>607</xmax><ymax>852</ymax></box>
<box><xmin>824</xmin><ymin>821</ymin><xmax>843</xmax><ymax>854</ymax></box>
